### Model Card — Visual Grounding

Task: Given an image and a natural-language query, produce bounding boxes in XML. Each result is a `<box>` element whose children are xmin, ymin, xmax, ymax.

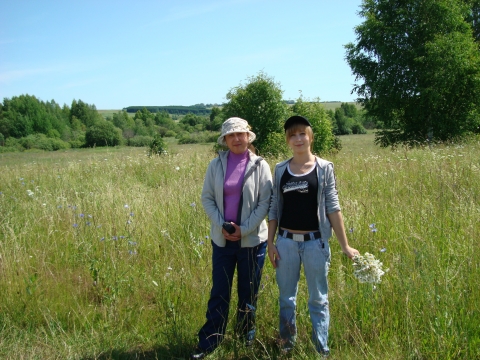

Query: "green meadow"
<box><xmin>0</xmin><ymin>134</ymin><xmax>479</xmax><ymax>359</ymax></box>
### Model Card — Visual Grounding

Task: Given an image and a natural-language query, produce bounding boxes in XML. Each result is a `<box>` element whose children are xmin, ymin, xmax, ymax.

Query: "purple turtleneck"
<box><xmin>223</xmin><ymin>150</ymin><xmax>249</xmax><ymax>223</ymax></box>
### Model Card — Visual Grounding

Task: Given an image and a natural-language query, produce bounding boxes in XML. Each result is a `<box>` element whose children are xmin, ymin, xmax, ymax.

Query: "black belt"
<box><xmin>282</xmin><ymin>230</ymin><xmax>321</xmax><ymax>242</ymax></box>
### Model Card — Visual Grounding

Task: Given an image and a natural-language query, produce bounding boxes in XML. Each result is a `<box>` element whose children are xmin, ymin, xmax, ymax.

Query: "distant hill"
<box><xmin>101</xmin><ymin>102</ymin><xmax>360</xmax><ymax>116</ymax></box>
<box><xmin>123</xmin><ymin>105</ymin><xmax>211</xmax><ymax>115</ymax></box>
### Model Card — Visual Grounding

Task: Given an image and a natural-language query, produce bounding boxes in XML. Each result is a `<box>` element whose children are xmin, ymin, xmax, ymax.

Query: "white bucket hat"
<box><xmin>217</xmin><ymin>117</ymin><xmax>256</xmax><ymax>146</ymax></box>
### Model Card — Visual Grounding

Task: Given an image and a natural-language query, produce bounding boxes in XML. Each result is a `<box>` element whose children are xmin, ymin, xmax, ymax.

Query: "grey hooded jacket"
<box><xmin>201</xmin><ymin>150</ymin><xmax>272</xmax><ymax>248</ymax></box>
<box><xmin>268</xmin><ymin>156</ymin><xmax>341</xmax><ymax>240</ymax></box>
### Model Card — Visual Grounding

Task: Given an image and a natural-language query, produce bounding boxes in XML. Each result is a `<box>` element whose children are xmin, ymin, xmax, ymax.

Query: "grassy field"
<box><xmin>1</xmin><ymin>134</ymin><xmax>479</xmax><ymax>359</ymax></box>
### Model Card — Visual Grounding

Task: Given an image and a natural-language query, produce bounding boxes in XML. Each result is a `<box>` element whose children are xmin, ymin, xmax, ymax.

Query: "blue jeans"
<box><xmin>198</xmin><ymin>240</ymin><xmax>267</xmax><ymax>352</ymax></box>
<box><xmin>275</xmin><ymin>233</ymin><xmax>331</xmax><ymax>354</ymax></box>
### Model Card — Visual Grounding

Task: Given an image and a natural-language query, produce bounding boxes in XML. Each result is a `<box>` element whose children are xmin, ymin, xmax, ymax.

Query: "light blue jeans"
<box><xmin>275</xmin><ymin>233</ymin><xmax>331</xmax><ymax>355</ymax></box>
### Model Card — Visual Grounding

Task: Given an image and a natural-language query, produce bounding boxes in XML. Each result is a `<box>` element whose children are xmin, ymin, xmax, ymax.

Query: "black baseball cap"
<box><xmin>283</xmin><ymin>115</ymin><xmax>312</xmax><ymax>132</ymax></box>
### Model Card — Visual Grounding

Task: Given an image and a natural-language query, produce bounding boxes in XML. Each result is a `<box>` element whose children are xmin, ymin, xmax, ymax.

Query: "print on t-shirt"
<box><xmin>282</xmin><ymin>180</ymin><xmax>309</xmax><ymax>194</ymax></box>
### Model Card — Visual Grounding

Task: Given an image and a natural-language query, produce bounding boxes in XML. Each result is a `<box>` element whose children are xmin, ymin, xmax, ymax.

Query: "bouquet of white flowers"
<box><xmin>352</xmin><ymin>252</ymin><xmax>388</xmax><ymax>284</ymax></box>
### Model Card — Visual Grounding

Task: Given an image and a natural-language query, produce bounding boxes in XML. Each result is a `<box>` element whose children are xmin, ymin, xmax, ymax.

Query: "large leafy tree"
<box><xmin>345</xmin><ymin>0</ymin><xmax>480</xmax><ymax>146</ymax></box>
<box><xmin>222</xmin><ymin>71</ymin><xmax>288</xmax><ymax>153</ymax></box>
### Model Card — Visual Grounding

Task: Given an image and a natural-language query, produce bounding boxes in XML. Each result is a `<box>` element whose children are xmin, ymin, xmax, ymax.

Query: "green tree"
<box><xmin>207</xmin><ymin>106</ymin><xmax>223</xmax><ymax>131</ymax></box>
<box><xmin>222</xmin><ymin>71</ymin><xmax>288</xmax><ymax>153</ymax></box>
<box><xmin>464</xmin><ymin>0</ymin><xmax>480</xmax><ymax>42</ymax></box>
<box><xmin>70</xmin><ymin>99</ymin><xmax>102</xmax><ymax>128</ymax></box>
<box><xmin>112</xmin><ymin>111</ymin><xmax>130</xmax><ymax>130</ymax></box>
<box><xmin>85</xmin><ymin>121</ymin><xmax>121</xmax><ymax>147</ymax></box>
<box><xmin>345</xmin><ymin>0</ymin><xmax>480</xmax><ymax>146</ymax></box>
<box><xmin>334</xmin><ymin>108</ymin><xmax>353</xmax><ymax>135</ymax></box>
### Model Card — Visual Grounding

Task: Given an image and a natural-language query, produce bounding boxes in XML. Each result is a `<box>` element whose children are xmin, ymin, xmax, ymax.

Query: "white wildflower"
<box><xmin>27</xmin><ymin>190</ymin><xmax>34</xmax><ymax>197</ymax></box>
<box><xmin>352</xmin><ymin>252</ymin><xmax>388</xmax><ymax>284</ymax></box>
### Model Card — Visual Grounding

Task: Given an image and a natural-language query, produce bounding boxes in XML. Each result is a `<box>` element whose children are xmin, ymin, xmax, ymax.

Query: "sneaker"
<box><xmin>190</xmin><ymin>347</ymin><xmax>209</xmax><ymax>359</ymax></box>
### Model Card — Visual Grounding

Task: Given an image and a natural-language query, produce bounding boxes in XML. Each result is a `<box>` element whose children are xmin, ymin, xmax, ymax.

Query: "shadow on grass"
<box><xmin>80</xmin><ymin>338</ymin><xmax>282</xmax><ymax>360</ymax></box>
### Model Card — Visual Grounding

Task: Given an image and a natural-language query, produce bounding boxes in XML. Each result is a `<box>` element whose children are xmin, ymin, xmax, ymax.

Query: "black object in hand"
<box><xmin>222</xmin><ymin>222</ymin><xmax>236</xmax><ymax>234</ymax></box>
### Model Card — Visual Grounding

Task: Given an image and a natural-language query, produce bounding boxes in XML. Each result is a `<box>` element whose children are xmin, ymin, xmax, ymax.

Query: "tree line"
<box><xmin>0</xmin><ymin>86</ymin><xmax>369</xmax><ymax>155</ymax></box>
<box><xmin>123</xmin><ymin>105</ymin><xmax>212</xmax><ymax>116</ymax></box>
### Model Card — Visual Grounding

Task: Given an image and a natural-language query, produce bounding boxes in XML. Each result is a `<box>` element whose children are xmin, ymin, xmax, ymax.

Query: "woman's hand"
<box><xmin>342</xmin><ymin>245</ymin><xmax>360</xmax><ymax>259</ymax></box>
<box><xmin>223</xmin><ymin>222</ymin><xmax>241</xmax><ymax>241</ymax></box>
<box><xmin>268</xmin><ymin>243</ymin><xmax>280</xmax><ymax>268</ymax></box>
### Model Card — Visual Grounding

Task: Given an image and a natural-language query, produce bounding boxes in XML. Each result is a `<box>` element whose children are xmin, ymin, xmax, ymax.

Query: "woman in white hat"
<box><xmin>191</xmin><ymin>117</ymin><xmax>272</xmax><ymax>359</ymax></box>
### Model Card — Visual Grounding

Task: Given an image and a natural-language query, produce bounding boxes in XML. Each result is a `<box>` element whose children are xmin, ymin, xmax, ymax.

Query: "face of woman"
<box><xmin>287</xmin><ymin>129</ymin><xmax>312</xmax><ymax>154</ymax></box>
<box><xmin>225</xmin><ymin>132</ymin><xmax>249</xmax><ymax>154</ymax></box>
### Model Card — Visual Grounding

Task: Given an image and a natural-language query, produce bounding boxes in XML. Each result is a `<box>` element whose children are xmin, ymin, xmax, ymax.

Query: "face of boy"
<box><xmin>225</xmin><ymin>132</ymin><xmax>249</xmax><ymax>154</ymax></box>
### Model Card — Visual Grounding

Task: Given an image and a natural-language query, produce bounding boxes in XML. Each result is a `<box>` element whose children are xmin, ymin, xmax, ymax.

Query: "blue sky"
<box><xmin>1</xmin><ymin>0</ymin><xmax>363</xmax><ymax>109</ymax></box>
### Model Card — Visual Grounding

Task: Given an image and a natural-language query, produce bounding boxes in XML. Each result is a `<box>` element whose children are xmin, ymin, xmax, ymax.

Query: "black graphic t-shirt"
<box><xmin>279</xmin><ymin>162</ymin><xmax>319</xmax><ymax>231</ymax></box>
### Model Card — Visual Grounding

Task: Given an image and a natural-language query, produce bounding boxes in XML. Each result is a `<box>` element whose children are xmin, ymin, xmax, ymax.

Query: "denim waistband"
<box><xmin>280</xmin><ymin>230</ymin><xmax>321</xmax><ymax>242</ymax></box>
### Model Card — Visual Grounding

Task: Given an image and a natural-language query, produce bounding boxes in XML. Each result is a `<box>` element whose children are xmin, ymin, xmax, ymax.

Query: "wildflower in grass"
<box><xmin>88</xmin><ymin>214</ymin><xmax>92</xmax><ymax>218</ymax></box>
<box><xmin>167</xmin><ymin>266</ymin><xmax>172</xmax><ymax>270</ymax></box>
<box><xmin>127</xmin><ymin>220</ymin><xmax>132</xmax><ymax>224</ymax></box>
<box><xmin>128</xmin><ymin>241</ymin><xmax>137</xmax><ymax>246</ymax></box>
<box><xmin>190</xmin><ymin>202</ymin><xmax>196</xmax><ymax>207</ymax></box>
<box><xmin>369</xmin><ymin>223</ymin><xmax>378</xmax><ymax>232</ymax></box>
<box><xmin>79</xmin><ymin>214</ymin><xmax>85</xmax><ymax>218</ymax></box>
<box><xmin>380</xmin><ymin>248</ymin><xmax>387</xmax><ymax>252</ymax></box>
<box><xmin>349</xmin><ymin>227</ymin><xmax>354</xmax><ymax>233</ymax></box>
<box><xmin>100</xmin><ymin>237</ymin><xmax>105</xmax><ymax>241</ymax></box>
<box><xmin>130</xmin><ymin>212</ymin><xmax>134</xmax><ymax>217</ymax></box>
<box><xmin>42</xmin><ymin>203</ymin><xmax>46</xmax><ymax>207</ymax></box>
<box><xmin>352</xmin><ymin>252</ymin><xmax>388</xmax><ymax>284</ymax></box>
<box><xmin>27</xmin><ymin>190</ymin><xmax>34</xmax><ymax>197</ymax></box>
<box><xmin>120</xmin><ymin>236</ymin><xmax>125</xmax><ymax>239</ymax></box>
<box><xmin>175</xmin><ymin>166</ymin><xmax>180</xmax><ymax>171</ymax></box>
<box><xmin>128</xmin><ymin>250</ymin><xmax>137</xmax><ymax>255</ymax></box>
<box><xmin>124</xmin><ymin>204</ymin><xmax>129</xmax><ymax>208</ymax></box>
<box><xmin>73</xmin><ymin>224</ymin><xmax>78</xmax><ymax>228</ymax></box>
<box><xmin>205</xmin><ymin>235</ymin><xmax>209</xmax><ymax>239</ymax></box>
<box><xmin>112</xmin><ymin>236</ymin><xmax>118</xmax><ymax>241</ymax></box>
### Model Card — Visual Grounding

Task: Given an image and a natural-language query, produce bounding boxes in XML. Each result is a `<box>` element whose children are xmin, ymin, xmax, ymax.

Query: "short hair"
<box><xmin>285</xmin><ymin>123</ymin><xmax>314</xmax><ymax>149</ymax></box>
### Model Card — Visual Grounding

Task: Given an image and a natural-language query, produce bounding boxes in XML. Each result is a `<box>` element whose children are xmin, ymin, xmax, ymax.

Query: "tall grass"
<box><xmin>0</xmin><ymin>135</ymin><xmax>479</xmax><ymax>359</ymax></box>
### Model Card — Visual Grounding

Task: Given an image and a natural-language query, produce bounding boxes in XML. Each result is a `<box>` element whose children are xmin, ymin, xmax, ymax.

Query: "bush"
<box><xmin>129</xmin><ymin>135</ymin><xmax>154</xmax><ymax>147</ymax></box>
<box><xmin>351</xmin><ymin>123</ymin><xmax>367</xmax><ymax>134</ymax></box>
<box><xmin>177</xmin><ymin>131</ymin><xmax>219</xmax><ymax>144</ymax></box>
<box><xmin>13</xmin><ymin>134</ymin><xmax>70</xmax><ymax>151</ymax></box>
<box><xmin>148</xmin><ymin>135</ymin><xmax>168</xmax><ymax>156</ymax></box>
<box><xmin>85</xmin><ymin>121</ymin><xmax>121</xmax><ymax>147</ymax></box>
<box><xmin>260</xmin><ymin>132</ymin><xmax>289</xmax><ymax>157</ymax></box>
